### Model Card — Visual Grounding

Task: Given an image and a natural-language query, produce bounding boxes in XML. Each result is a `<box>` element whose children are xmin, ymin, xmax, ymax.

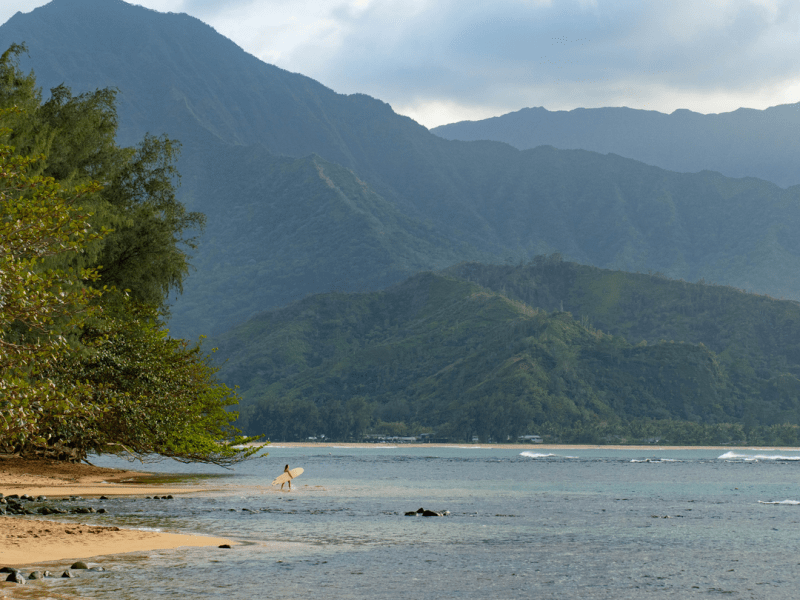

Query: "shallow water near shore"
<box><xmin>11</xmin><ymin>446</ymin><xmax>800</xmax><ymax>599</ymax></box>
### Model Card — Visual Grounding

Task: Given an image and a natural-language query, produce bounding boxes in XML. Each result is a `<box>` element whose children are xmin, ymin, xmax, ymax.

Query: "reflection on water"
<box><xmin>5</xmin><ymin>447</ymin><xmax>800</xmax><ymax>599</ymax></box>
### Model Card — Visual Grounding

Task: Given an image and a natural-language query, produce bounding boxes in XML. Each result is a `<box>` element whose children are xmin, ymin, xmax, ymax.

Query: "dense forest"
<box><xmin>214</xmin><ymin>259</ymin><xmax>800</xmax><ymax>445</ymax></box>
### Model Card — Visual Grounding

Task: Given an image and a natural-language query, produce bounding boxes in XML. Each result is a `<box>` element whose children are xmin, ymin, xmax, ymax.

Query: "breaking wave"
<box><xmin>718</xmin><ymin>451</ymin><xmax>800</xmax><ymax>461</ymax></box>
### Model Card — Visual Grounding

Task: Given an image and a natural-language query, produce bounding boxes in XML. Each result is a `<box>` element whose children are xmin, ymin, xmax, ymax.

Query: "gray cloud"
<box><xmin>277</xmin><ymin>0</ymin><xmax>800</xmax><ymax>123</ymax></box>
<box><xmin>5</xmin><ymin>0</ymin><xmax>799</xmax><ymax>126</ymax></box>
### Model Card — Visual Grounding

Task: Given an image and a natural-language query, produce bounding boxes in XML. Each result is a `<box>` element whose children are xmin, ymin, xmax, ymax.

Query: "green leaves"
<box><xmin>0</xmin><ymin>46</ymin><xmax>263</xmax><ymax>465</ymax></box>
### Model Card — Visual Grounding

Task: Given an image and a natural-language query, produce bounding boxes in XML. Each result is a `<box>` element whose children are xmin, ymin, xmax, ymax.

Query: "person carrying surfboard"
<box><xmin>281</xmin><ymin>464</ymin><xmax>293</xmax><ymax>490</ymax></box>
<box><xmin>271</xmin><ymin>465</ymin><xmax>303</xmax><ymax>489</ymax></box>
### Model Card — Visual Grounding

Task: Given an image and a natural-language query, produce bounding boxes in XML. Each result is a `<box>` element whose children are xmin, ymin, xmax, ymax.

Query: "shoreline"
<box><xmin>0</xmin><ymin>457</ymin><xmax>235</xmax><ymax>569</ymax></box>
<box><xmin>262</xmin><ymin>442</ymin><xmax>799</xmax><ymax>451</ymax></box>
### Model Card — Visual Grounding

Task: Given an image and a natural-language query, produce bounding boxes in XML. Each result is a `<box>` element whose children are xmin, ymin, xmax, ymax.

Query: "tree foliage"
<box><xmin>0</xmin><ymin>45</ymin><xmax>263</xmax><ymax>465</ymax></box>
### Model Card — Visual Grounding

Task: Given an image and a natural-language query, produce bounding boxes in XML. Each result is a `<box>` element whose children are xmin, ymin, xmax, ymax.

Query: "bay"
<box><xmin>18</xmin><ymin>446</ymin><xmax>800</xmax><ymax>599</ymax></box>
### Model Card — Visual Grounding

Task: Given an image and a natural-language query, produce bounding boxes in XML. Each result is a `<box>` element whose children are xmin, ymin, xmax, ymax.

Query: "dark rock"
<box><xmin>416</xmin><ymin>507</ymin><xmax>425</xmax><ymax>513</ymax></box>
<box><xmin>61</xmin><ymin>570</ymin><xmax>74</xmax><ymax>578</ymax></box>
<box><xmin>20</xmin><ymin>494</ymin><xmax>33</xmax><ymax>501</ymax></box>
<box><xmin>99</xmin><ymin>495</ymin><xmax>109</xmax><ymax>500</ymax></box>
<box><xmin>422</xmin><ymin>510</ymin><xmax>442</xmax><ymax>517</ymax></box>
<box><xmin>219</xmin><ymin>544</ymin><xmax>232</xmax><ymax>549</ymax></box>
<box><xmin>97</xmin><ymin>508</ymin><xmax>107</xmax><ymax>514</ymax></box>
<box><xmin>6</xmin><ymin>571</ymin><xmax>25</xmax><ymax>584</ymax></box>
<box><xmin>405</xmin><ymin>511</ymin><xmax>418</xmax><ymax>516</ymax></box>
<box><xmin>0</xmin><ymin>567</ymin><xmax>19</xmax><ymax>573</ymax></box>
<box><xmin>28</xmin><ymin>571</ymin><xmax>44</xmax><ymax>580</ymax></box>
<box><xmin>6</xmin><ymin>494</ymin><xmax>19</xmax><ymax>500</ymax></box>
<box><xmin>71</xmin><ymin>561</ymin><xmax>89</xmax><ymax>569</ymax></box>
<box><xmin>165</xmin><ymin>495</ymin><xmax>174</xmax><ymax>499</ymax></box>
<box><xmin>36</xmin><ymin>496</ymin><xmax>46</xmax><ymax>501</ymax></box>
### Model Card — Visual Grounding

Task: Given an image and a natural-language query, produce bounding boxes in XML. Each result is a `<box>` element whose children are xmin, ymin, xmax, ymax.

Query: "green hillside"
<box><xmin>6</xmin><ymin>0</ymin><xmax>800</xmax><ymax>341</ymax></box>
<box><xmin>168</xmin><ymin>133</ymin><xmax>477</xmax><ymax>338</ymax></box>
<box><xmin>213</xmin><ymin>268</ymin><xmax>800</xmax><ymax>445</ymax></box>
<box><xmin>446</xmin><ymin>257</ymin><xmax>800</xmax><ymax>373</ymax></box>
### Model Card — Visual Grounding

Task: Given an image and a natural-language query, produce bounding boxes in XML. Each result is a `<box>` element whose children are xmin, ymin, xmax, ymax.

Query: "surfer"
<box><xmin>281</xmin><ymin>464</ymin><xmax>293</xmax><ymax>490</ymax></box>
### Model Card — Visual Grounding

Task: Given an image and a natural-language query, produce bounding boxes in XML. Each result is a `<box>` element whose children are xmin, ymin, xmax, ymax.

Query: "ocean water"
<box><xmin>8</xmin><ymin>446</ymin><xmax>800</xmax><ymax>599</ymax></box>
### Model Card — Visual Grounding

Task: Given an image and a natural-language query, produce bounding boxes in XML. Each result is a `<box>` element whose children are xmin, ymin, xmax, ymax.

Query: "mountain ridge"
<box><xmin>432</xmin><ymin>103</ymin><xmax>800</xmax><ymax>188</ymax></box>
<box><xmin>4</xmin><ymin>0</ymin><xmax>800</xmax><ymax>340</ymax></box>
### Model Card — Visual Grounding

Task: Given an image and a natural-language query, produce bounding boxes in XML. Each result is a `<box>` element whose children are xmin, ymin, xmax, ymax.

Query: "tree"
<box><xmin>0</xmin><ymin>44</ymin><xmax>205</xmax><ymax>314</ymax></box>
<box><xmin>0</xmin><ymin>110</ymin><xmax>105</xmax><ymax>454</ymax></box>
<box><xmin>0</xmin><ymin>43</ymin><xmax>264</xmax><ymax>464</ymax></box>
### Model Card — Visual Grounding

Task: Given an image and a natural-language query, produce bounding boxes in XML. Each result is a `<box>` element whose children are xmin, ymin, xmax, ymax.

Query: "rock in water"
<box><xmin>71</xmin><ymin>561</ymin><xmax>89</xmax><ymax>570</ymax></box>
<box><xmin>6</xmin><ymin>572</ymin><xmax>25</xmax><ymax>584</ymax></box>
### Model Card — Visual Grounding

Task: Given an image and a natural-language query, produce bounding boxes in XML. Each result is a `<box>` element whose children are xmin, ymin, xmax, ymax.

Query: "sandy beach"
<box><xmin>264</xmin><ymin>441</ymin><xmax>788</xmax><ymax>451</ymax></box>
<box><xmin>0</xmin><ymin>457</ymin><xmax>234</xmax><ymax>568</ymax></box>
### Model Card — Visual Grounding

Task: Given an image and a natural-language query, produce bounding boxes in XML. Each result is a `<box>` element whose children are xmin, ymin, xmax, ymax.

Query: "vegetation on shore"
<box><xmin>0</xmin><ymin>44</ymin><xmax>262</xmax><ymax>465</ymax></box>
<box><xmin>214</xmin><ymin>259</ymin><xmax>800</xmax><ymax>446</ymax></box>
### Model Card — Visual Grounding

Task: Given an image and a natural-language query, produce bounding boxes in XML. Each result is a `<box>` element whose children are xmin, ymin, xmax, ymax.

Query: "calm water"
<box><xmin>8</xmin><ymin>446</ymin><xmax>800</xmax><ymax>599</ymax></box>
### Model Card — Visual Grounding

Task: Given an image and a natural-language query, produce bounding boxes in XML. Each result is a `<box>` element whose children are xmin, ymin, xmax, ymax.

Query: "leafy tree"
<box><xmin>0</xmin><ymin>43</ymin><xmax>264</xmax><ymax>464</ymax></box>
<box><xmin>0</xmin><ymin>44</ymin><xmax>205</xmax><ymax>314</ymax></box>
<box><xmin>0</xmin><ymin>111</ymin><xmax>104</xmax><ymax>453</ymax></box>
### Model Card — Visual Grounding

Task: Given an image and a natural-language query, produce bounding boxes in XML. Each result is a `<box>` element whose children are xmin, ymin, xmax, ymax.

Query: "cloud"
<box><xmin>267</xmin><ymin>0</ymin><xmax>800</xmax><ymax>125</ymax></box>
<box><xmin>4</xmin><ymin>0</ymin><xmax>800</xmax><ymax>126</ymax></box>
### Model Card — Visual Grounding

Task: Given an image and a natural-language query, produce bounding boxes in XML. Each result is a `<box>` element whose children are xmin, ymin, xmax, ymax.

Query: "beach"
<box><xmin>263</xmin><ymin>441</ymin><xmax>778</xmax><ymax>451</ymax></box>
<box><xmin>0</xmin><ymin>457</ymin><xmax>234</xmax><ymax>568</ymax></box>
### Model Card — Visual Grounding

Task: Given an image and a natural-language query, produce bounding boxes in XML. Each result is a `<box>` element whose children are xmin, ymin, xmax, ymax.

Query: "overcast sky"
<box><xmin>3</xmin><ymin>0</ymin><xmax>800</xmax><ymax>128</ymax></box>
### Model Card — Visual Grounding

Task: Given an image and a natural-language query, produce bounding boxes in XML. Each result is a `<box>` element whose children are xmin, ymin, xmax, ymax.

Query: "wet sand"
<box><xmin>0</xmin><ymin>457</ymin><xmax>234</xmax><ymax>568</ymax></box>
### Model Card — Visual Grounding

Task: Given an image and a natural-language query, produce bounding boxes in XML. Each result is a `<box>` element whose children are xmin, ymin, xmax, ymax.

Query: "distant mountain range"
<box><xmin>432</xmin><ymin>104</ymin><xmax>800</xmax><ymax>188</ymax></box>
<box><xmin>3</xmin><ymin>0</ymin><xmax>800</xmax><ymax>343</ymax></box>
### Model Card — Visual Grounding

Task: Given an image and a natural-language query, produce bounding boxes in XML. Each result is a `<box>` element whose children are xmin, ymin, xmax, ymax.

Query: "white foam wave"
<box><xmin>718</xmin><ymin>451</ymin><xmax>800</xmax><ymax>461</ymax></box>
<box><xmin>520</xmin><ymin>452</ymin><xmax>559</xmax><ymax>458</ymax></box>
<box><xmin>758</xmin><ymin>500</ymin><xmax>800</xmax><ymax>505</ymax></box>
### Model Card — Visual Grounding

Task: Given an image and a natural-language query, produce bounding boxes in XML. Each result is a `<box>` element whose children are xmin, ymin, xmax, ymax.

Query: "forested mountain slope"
<box><xmin>214</xmin><ymin>267</ymin><xmax>800</xmax><ymax>444</ymax></box>
<box><xmin>432</xmin><ymin>104</ymin><xmax>800</xmax><ymax>188</ymax></box>
<box><xmin>5</xmin><ymin>0</ymin><xmax>800</xmax><ymax>339</ymax></box>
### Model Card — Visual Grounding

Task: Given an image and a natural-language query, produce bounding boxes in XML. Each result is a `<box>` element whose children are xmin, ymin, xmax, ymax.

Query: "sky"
<box><xmin>2</xmin><ymin>0</ymin><xmax>800</xmax><ymax>128</ymax></box>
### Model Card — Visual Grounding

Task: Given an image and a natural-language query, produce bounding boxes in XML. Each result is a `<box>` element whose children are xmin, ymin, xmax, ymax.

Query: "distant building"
<box><xmin>518</xmin><ymin>435</ymin><xmax>543</xmax><ymax>443</ymax></box>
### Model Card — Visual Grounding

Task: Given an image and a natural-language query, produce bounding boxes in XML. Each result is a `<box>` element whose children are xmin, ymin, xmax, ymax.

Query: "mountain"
<box><xmin>431</xmin><ymin>105</ymin><xmax>800</xmax><ymax>188</ymax></box>
<box><xmin>5</xmin><ymin>0</ymin><xmax>800</xmax><ymax>340</ymax></box>
<box><xmin>212</xmin><ymin>265</ymin><xmax>800</xmax><ymax>444</ymax></box>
